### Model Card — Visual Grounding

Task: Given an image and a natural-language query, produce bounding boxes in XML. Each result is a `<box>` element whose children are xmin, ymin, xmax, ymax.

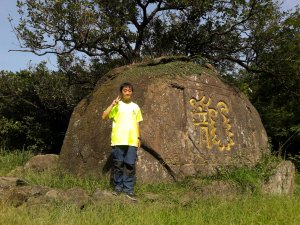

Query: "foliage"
<box><xmin>0</xmin><ymin>63</ymin><xmax>87</xmax><ymax>152</ymax></box>
<box><xmin>232</xmin><ymin>10</ymin><xmax>300</xmax><ymax>158</ymax></box>
<box><xmin>57</xmin><ymin>53</ymin><xmax>126</xmax><ymax>87</ymax></box>
<box><xmin>11</xmin><ymin>0</ymin><xmax>295</xmax><ymax>73</ymax></box>
<box><xmin>288</xmin><ymin>154</ymin><xmax>300</xmax><ymax>172</ymax></box>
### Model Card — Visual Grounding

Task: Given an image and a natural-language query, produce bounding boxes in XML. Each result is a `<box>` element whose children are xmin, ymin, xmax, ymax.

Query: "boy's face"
<box><xmin>121</xmin><ymin>86</ymin><xmax>133</xmax><ymax>101</ymax></box>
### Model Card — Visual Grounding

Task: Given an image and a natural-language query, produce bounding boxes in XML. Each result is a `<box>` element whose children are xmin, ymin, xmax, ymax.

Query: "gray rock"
<box><xmin>24</xmin><ymin>154</ymin><xmax>59</xmax><ymax>172</ymax></box>
<box><xmin>25</xmin><ymin>195</ymin><xmax>52</xmax><ymax>208</ymax></box>
<box><xmin>62</xmin><ymin>187</ymin><xmax>90</xmax><ymax>208</ymax></box>
<box><xmin>45</xmin><ymin>189</ymin><xmax>63</xmax><ymax>201</ymax></box>
<box><xmin>1</xmin><ymin>183</ymin><xmax>91</xmax><ymax>208</ymax></box>
<box><xmin>262</xmin><ymin>160</ymin><xmax>295</xmax><ymax>195</ymax></box>
<box><xmin>3</xmin><ymin>185</ymin><xmax>49</xmax><ymax>207</ymax></box>
<box><xmin>0</xmin><ymin>176</ymin><xmax>29</xmax><ymax>188</ymax></box>
<box><xmin>144</xmin><ymin>192</ymin><xmax>161</xmax><ymax>202</ymax></box>
<box><xmin>5</xmin><ymin>188</ymin><xmax>29</xmax><ymax>207</ymax></box>
<box><xmin>90</xmin><ymin>189</ymin><xmax>118</xmax><ymax>204</ymax></box>
<box><xmin>92</xmin><ymin>188</ymin><xmax>114</xmax><ymax>200</ymax></box>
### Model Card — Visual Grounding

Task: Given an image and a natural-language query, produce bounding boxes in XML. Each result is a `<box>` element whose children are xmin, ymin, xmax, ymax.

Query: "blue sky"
<box><xmin>0</xmin><ymin>0</ymin><xmax>299</xmax><ymax>72</ymax></box>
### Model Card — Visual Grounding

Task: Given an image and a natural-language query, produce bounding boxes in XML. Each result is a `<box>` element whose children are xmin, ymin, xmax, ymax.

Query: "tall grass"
<box><xmin>202</xmin><ymin>154</ymin><xmax>281</xmax><ymax>194</ymax></box>
<box><xmin>0</xmin><ymin>150</ymin><xmax>300</xmax><ymax>225</ymax></box>
<box><xmin>1</xmin><ymin>194</ymin><xmax>300</xmax><ymax>225</ymax></box>
<box><xmin>23</xmin><ymin>170</ymin><xmax>111</xmax><ymax>193</ymax></box>
<box><xmin>0</xmin><ymin>147</ymin><xmax>33</xmax><ymax>176</ymax></box>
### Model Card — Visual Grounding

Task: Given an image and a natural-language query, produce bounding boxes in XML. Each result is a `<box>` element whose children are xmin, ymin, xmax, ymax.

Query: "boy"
<box><xmin>102</xmin><ymin>82</ymin><xmax>143</xmax><ymax>200</ymax></box>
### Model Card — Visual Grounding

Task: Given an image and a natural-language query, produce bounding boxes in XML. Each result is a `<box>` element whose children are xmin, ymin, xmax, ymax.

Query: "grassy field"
<box><xmin>1</xmin><ymin>149</ymin><xmax>300</xmax><ymax>225</ymax></box>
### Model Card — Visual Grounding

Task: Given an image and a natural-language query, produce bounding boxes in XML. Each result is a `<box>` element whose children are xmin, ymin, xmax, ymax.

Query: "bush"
<box><xmin>0</xmin><ymin>64</ymin><xmax>87</xmax><ymax>153</ymax></box>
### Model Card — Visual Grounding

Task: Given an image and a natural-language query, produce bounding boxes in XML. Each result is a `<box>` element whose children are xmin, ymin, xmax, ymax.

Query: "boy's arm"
<box><xmin>102</xmin><ymin>104</ymin><xmax>114</xmax><ymax>120</ymax></box>
<box><xmin>102</xmin><ymin>96</ymin><xmax>120</xmax><ymax>120</ymax></box>
<box><xmin>137</xmin><ymin>122</ymin><xmax>141</xmax><ymax>148</ymax></box>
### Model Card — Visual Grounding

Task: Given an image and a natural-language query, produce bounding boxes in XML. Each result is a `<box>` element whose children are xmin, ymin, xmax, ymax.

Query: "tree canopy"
<box><xmin>238</xmin><ymin>10</ymin><xmax>300</xmax><ymax>157</ymax></box>
<box><xmin>11</xmin><ymin>0</ymin><xmax>296</xmax><ymax>72</ymax></box>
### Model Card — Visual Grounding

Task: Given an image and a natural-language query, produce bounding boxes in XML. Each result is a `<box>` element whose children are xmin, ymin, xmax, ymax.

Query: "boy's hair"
<box><xmin>120</xmin><ymin>82</ymin><xmax>134</xmax><ymax>92</ymax></box>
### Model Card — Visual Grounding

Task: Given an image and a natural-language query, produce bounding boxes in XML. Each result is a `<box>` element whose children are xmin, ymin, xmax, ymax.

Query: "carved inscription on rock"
<box><xmin>189</xmin><ymin>96</ymin><xmax>235</xmax><ymax>151</ymax></box>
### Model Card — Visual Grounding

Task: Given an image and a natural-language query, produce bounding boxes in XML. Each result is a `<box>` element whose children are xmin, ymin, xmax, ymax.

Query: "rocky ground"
<box><xmin>0</xmin><ymin>154</ymin><xmax>296</xmax><ymax>209</ymax></box>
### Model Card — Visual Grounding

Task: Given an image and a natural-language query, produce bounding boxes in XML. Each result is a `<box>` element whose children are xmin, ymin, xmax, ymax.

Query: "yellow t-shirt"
<box><xmin>109</xmin><ymin>101</ymin><xmax>143</xmax><ymax>147</ymax></box>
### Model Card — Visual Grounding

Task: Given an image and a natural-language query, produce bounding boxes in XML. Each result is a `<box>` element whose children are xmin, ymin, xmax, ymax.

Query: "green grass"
<box><xmin>121</xmin><ymin>60</ymin><xmax>210</xmax><ymax>79</ymax></box>
<box><xmin>1</xmin><ymin>149</ymin><xmax>300</xmax><ymax>225</ymax></box>
<box><xmin>201</xmin><ymin>155</ymin><xmax>281</xmax><ymax>194</ymax></box>
<box><xmin>1</xmin><ymin>194</ymin><xmax>300</xmax><ymax>225</ymax></box>
<box><xmin>0</xmin><ymin>147</ymin><xmax>33</xmax><ymax>176</ymax></box>
<box><xmin>21</xmin><ymin>170</ymin><xmax>111</xmax><ymax>193</ymax></box>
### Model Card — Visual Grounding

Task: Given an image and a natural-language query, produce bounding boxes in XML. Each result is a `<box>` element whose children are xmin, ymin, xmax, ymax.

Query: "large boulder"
<box><xmin>59</xmin><ymin>57</ymin><xmax>269</xmax><ymax>183</ymax></box>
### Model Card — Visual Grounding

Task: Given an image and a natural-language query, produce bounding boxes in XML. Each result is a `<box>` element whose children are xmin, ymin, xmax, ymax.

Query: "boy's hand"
<box><xmin>102</xmin><ymin>96</ymin><xmax>120</xmax><ymax>120</ymax></box>
<box><xmin>137</xmin><ymin>139</ymin><xmax>141</xmax><ymax>148</ymax></box>
<box><xmin>137</xmin><ymin>139</ymin><xmax>141</xmax><ymax>161</ymax></box>
<box><xmin>112</xmin><ymin>96</ymin><xmax>121</xmax><ymax>106</ymax></box>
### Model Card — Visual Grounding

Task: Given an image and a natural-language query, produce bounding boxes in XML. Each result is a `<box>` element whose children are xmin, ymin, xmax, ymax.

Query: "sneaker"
<box><xmin>125</xmin><ymin>192</ymin><xmax>137</xmax><ymax>201</ymax></box>
<box><xmin>112</xmin><ymin>189</ymin><xmax>122</xmax><ymax>196</ymax></box>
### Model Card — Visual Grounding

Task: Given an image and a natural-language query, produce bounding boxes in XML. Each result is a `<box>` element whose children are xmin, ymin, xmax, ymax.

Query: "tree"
<box><xmin>11</xmin><ymin>0</ymin><xmax>291</xmax><ymax>71</ymax></box>
<box><xmin>234</xmin><ymin>10</ymin><xmax>300</xmax><ymax>158</ymax></box>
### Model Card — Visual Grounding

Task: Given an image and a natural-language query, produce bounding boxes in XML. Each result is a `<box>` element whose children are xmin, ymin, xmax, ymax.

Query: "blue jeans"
<box><xmin>112</xmin><ymin>145</ymin><xmax>137</xmax><ymax>193</ymax></box>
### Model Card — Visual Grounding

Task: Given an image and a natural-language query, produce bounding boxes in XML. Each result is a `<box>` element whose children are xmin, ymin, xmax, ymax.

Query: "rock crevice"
<box><xmin>141</xmin><ymin>144</ymin><xmax>177</xmax><ymax>181</ymax></box>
